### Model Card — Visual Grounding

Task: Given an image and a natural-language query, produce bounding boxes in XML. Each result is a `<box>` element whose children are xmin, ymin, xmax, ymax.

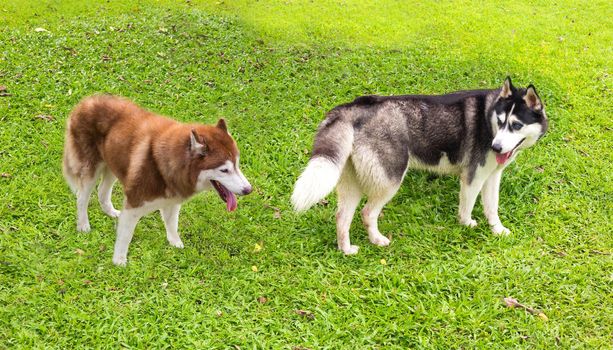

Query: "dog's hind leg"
<box><xmin>160</xmin><ymin>204</ymin><xmax>183</xmax><ymax>248</ymax></box>
<box><xmin>481</xmin><ymin>169</ymin><xmax>510</xmax><ymax>235</ymax></box>
<box><xmin>98</xmin><ymin>166</ymin><xmax>120</xmax><ymax>218</ymax></box>
<box><xmin>361</xmin><ymin>184</ymin><xmax>399</xmax><ymax>247</ymax></box>
<box><xmin>336</xmin><ymin>163</ymin><xmax>362</xmax><ymax>255</ymax></box>
<box><xmin>76</xmin><ymin>170</ymin><xmax>101</xmax><ymax>232</ymax></box>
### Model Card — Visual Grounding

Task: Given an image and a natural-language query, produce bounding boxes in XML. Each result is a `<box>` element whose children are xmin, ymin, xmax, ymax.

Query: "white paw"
<box><xmin>369</xmin><ymin>233</ymin><xmax>391</xmax><ymax>247</ymax></box>
<box><xmin>168</xmin><ymin>239</ymin><xmax>184</xmax><ymax>249</ymax></box>
<box><xmin>491</xmin><ymin>223</ymin><xmax>510</xmax><ymax>236</ymax></box>
<box><xmin>104</xmin><ymin>208</ymin><xmax>121</xmax><ymax>218</ymax></box>
<box><xmin>461</xmin><ymin>218</ymin><xmax>478</xmax><ymax>228</ymax></box>
<box><xmin>112</xmin><ymin>255</ymin><xmax>127</xmax><ymax>267</ymax></box>
<box><xmin>77</xmin><ymin>221</ymin><xmax>91</xmax><ymax>232</ymax></box>
<box><xmin>340</xmin><ymin>245</ymin><xmax>360</xmax><ymax>255</ymax></box>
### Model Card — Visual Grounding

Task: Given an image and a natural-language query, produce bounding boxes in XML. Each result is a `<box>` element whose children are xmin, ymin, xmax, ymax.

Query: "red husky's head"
<box><xmin>189</xmin><ymin>119</ymin><xmax>252</xmax><ymax>211</ymax></box>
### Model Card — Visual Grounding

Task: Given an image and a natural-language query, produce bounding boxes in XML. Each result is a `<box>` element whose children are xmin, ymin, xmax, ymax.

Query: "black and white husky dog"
<box><xmin>292</xmin><ymin>77</ymin><xmax>548</xmax><ymax>254</ymax></box>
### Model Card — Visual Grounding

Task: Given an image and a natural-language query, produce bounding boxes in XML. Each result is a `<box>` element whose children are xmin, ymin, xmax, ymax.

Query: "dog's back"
<box><xmin>63</xmin><ymin>95</ymin><xmax>174</xmax><ymax>190</ymax></box>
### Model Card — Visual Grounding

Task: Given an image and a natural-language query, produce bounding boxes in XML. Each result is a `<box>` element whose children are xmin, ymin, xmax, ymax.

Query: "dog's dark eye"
<box><xmin>511</xmin><ymin>122</ymin><xmax>523</xmax><ymax>130</ymax></box>
<box><xmin>220</xmin><ymin>169</ymin><xmax>229</xmax><ymax>173</ymax></box>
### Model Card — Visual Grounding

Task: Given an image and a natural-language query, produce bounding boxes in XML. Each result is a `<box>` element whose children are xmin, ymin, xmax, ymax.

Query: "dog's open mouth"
<box><xmin>211</xmin><ymin>180</ymin><xmax>237</xmax><ymax>212</ymax></box>
<box><xmin>495</xmin><ymin>138</ymin><xmax>525</xmax><ymax>165</ymax></box>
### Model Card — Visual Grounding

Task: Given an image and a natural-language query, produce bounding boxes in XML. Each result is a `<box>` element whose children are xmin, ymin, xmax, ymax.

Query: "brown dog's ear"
<box><xmin>524</xmin><ymin>85</ymin><xmax>543</xmax><ymax>111</ymax></box>
<box><xmin>500</xmin><ymin>76</ymin><xmax>514</xmax><ymax>98</ymax></box>
<box><xmin>216</xmin><ymin>118</ymin><xmax>227</xmax><ymax>132</ymax></box>
<box><xmin>190</xmin><ymin>129</ymin><xmax>207</xmax><ymax>155</ymax></box>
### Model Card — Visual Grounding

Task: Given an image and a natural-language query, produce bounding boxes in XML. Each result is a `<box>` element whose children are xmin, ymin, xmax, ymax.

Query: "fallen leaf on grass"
<box><xmin>35</xmin><ymin>114</ymin><xmax>54</xmax><ymax>122</ymax></box>
<box><xmin>589</xmin><ymin>250</ymin><xmax>611</xmax><ymax>256</ymax></box>
<box><xmin>34</xmin><ymin>27</ymin><xmax>49</xmax><ymax>33</ymax></box>
<box><xmin>251</xmin><ymin>265</ymin><xmax>258</xmax><ymax>272</ymax></box>
<box><xmin>294</xmin><ymin>309</ymin><xmax>315</xmax><ymax>320</ymax></box>
<box><xmin>380</xmin><ymin>259</ymin><xmax>387</xmax><ymax>265</ymax></box>
<box><xmin>0</xmin><ymin>92</ymin><xmax>12</xmax><ymax>97</ymax></box>
<box><xmin>253</xmin><ymin>242</ymin><xmax>262</xmax><ymax>253</ymax></box>
<box><xmin>0</xmin><ymin>86</ymin><xmax>6</xmax><ymax>92</ymax></box>
<box><xmin>293</xmin><ymin>347</ymin><xmax>312</xmax><ymax>350</ymax></box>
<box><xmin>75</xmin><ymin>248</ymin><xmax>85</xmax><ymax>255</ymax></box>
<box><xmin>83</xmin><ymin>280</ymin><xmax>92</xmax><ymax>285</ymax></box>
<box><xmin>215</xmin><ymin>310</ymin><xmax>223</xmax><ymax>317</ymax></box>
<box><xmin>562</xmin><ymin>135</ymin><xmax>573</xmax><ymax>142</ymax></box>
<box><xmin>263</xmin><ymin>204</ymin><xmax>281</xmax><ymax>219</ymax></box>
<box><xmin>257</xmin><ymin>296</ymin><xmax>267</xmax><ymax>304</ymax></box>
<box><xmin>503</xmin><ymin>297</ymin><xmax>520</xmax><ymax>308</ymax></box>
<box><xmin>503</xmin><ymin>297</ymin><xmax>548</xmax><ymax>320</ymax></box>
<box><xmin>1</xmin><ymin>173</ymin><xmax>10</xmax><ymax>178</ymax></box>
<box><xmin>62</xmin><ymin>46</ymin><xmax>78</xmax><ymax>56</ymax></box>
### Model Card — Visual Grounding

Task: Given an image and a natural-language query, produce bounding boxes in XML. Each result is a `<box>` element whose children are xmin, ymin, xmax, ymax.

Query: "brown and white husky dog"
<box><xmin>63</xmin><ymin>95</ymin><xmax>252</xmax><ymax>266</ymax></box>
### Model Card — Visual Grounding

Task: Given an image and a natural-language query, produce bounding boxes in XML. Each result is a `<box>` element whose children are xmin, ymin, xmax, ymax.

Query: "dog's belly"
<box><xmin>407</xmin><ymin>152</ymin><xmax>462</xmax><ymax>175</ymax></box>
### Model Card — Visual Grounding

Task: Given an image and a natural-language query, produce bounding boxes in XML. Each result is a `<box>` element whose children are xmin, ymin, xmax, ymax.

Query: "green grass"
<box><xmin>1</xmin><ymin>0</ymin><xmax>612</xmax><ymax>348</ymax></box>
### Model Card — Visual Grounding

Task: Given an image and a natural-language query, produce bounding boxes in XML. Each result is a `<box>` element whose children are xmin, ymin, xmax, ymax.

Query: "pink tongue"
<box><xmin>226</xmin><ymin>192</ymin><xmax>237</xmax><ymax>212</ymax></box>
<box><xmin>496</xmin><ymin>152</ymin><xmax>512</xmax><ymax>165</ymax></box>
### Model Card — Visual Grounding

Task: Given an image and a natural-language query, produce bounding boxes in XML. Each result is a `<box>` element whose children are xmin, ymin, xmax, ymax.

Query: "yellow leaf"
<box><xmin>251</xmin><ymin>265</ymin><xmax>258</xmax><ymax>272</ymax></box>
<box><xmin>380</xmin><ymin>259</ymin><xmax>387</xmax><ymax>265</ymax></box>
<box><xmin>254</xmin><ymin>243</ymin><xmax>262</xmax><ymax>252</ymax></box>
<box><xmin>538</xmin><ymin>313</ymin><xmax>549</xmax><ymax>321</ymax></box>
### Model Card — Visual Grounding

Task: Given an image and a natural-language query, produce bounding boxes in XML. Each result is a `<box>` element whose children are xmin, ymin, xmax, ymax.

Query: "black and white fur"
<box><xmin>292</xmin><ymin>77</ymin><xmax>548</xmax><ymax>254</ymax></box>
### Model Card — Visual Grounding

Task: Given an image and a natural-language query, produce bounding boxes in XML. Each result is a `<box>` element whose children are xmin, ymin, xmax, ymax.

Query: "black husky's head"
<box><xmin>490</xmin><ymin>77</ymin><xmax>548</xmax><ymax>165</ymax></box>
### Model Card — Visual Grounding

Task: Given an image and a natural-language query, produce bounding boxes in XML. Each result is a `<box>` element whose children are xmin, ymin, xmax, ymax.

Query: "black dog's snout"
<box><xmin>491</xmin><ymin>143</ymin><xmax>502</xmax><ymax>153</ymax></box>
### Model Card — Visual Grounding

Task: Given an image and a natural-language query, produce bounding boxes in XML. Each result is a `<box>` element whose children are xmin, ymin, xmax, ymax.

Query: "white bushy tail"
<box><xmin>291</xmin><ymin>119</ymin><xmax>354</xmax><ymax>212</ymax></box>
<box><xmin>291</xmin><ymin>157</ymin><xmax>341</xmax><ymax>212</ymax></box>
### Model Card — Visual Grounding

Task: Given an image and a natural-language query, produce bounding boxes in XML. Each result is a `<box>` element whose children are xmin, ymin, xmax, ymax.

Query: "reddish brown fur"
<box><xmin>63</xmin><ymin>95</ymin><xmax>238</xmax><ymax>208</ymax></box>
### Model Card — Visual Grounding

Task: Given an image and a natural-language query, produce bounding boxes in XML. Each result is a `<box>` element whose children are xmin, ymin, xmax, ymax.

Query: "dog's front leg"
<box><xmin>160</xmin><ymin>204</ymin><xmax>183</xmax><ymax>248</ymax></box>
<box><xmin>458</xmin><ymin>173</ymin><xmax>488</xmax><ymax>228</ymax></box>
<box><xmin>112</xmin><ymin>206</ymin><xmax>146</xmax><ymax>266</ymax></box>
<box><xmin>481</xmin><ymin>169</ymin><xmax>510</xmax><ymax>235</ymax></box>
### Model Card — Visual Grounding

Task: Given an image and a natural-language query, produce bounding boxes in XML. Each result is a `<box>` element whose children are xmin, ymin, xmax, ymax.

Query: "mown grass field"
<box><xmin>1</xmin><ymin>0</ymin><xmax>611</xmax><ymax>348</ymax></box>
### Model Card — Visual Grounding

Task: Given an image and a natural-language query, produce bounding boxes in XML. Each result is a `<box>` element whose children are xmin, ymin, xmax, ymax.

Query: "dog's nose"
<box><xmin>241</xmin><ymin>185</ymin><xmax>252</xmax><ymax>195</ymax></box>
<box><xmin>491</xmin><ymin>143</ymin><xmax>502</xmax><ymax>153</ymax></box>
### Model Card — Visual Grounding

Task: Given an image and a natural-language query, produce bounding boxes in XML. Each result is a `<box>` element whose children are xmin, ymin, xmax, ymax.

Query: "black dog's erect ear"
<box><xmin>524</xmin><ymin>85</ymin><xmax>543</xmax><ymax>111</ymax></box>
<box><xmin>500</xmin><ymin>76</ymin><xmax>514</xmax><ymax>98</ymax></box>
<box><xmin>190</xmin><ymin>129</ymin><xmax>207</xmax><ymax>155</ymax></box>
<box><xmin>216</xmin><ymin>118</ymin><xmax>227</xmax><ymax>132</ymax></box>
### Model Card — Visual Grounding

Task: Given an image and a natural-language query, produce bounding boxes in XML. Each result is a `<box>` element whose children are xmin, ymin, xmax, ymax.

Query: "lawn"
<box><xmin>1</xmin><ymin>0</ymin><xmax>611</xmax><ymax>348</ymax></box>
